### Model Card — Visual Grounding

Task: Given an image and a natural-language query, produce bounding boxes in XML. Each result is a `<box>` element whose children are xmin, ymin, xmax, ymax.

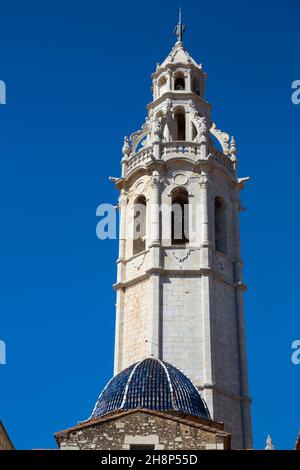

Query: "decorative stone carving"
<box><xmin>130</xmin><ymin>121</ymin><xmax>151</xmax><ymax>154</ymax></box>
<box><xmin>127</xmin><ymin>147</ymin><xmax>154</xmax><ymax>173</ymax></box>
<box><xmin>134</xmin><ymin>181</ymin><xmax>146</xmax><ymax>195</ymax></box>
<box><xmin>132</xmin><ymin>252</ymin><xmax>146</xmax><ymax>271</ymax></box>
<box><xmin>122</xmin><ymin>136</ymin><xmax>131</xmax><ymax>157</ymax></box>
<box><xmin>172</xmin><ymin>249</ymin><xmax>195</xmax><ymax>263</ymax></box>
<box><xmin>173</xmin><ymin>172</ymin><xmax>189</xmax><ymax>186</ymax></box>
<box><xmin>189</xmin><ymin>104</ymin><xmax>209</xmax><ymax>143</ymax></box>
<box><xmin>150</xmin><ymin>173</ymin><xmax>163</xmax><ymax>189</ymax></box>
<box><xmin>152</xmin><ymin>116</ymin><xmax>163</xmax><ymax>141</ymax></box>
<box><xmin>265</xmin><ymin>434</ymin><xmax>275</xmax><ymax>451</ymax></box>
<box><xmin>210</xmin><ymin>122</ymin><xmax>230</xmax><ymax>154</ymax></box>
<box><xmin>229</xmin><ymin>136</ymin><xmax>237</xmax><ymax>163</ymax></box>
<box><xmin>199</xmin><ymin>171</ymin><xmax>209</xmax><ymax>189</ymax></box>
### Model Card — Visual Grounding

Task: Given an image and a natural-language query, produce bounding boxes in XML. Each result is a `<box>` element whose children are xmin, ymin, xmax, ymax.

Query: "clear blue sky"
<box><xmin>0</xmin><ymin>0</ymin><xmax>299</xmax><ymax>450</ymax></box>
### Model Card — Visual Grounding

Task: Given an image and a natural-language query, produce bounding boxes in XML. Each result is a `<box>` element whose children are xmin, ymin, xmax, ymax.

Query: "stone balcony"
<box><xmin>162</xmin><ymin>141</ymin><xmax>202</xmax><ymax>157</ymax></box>
<box><xmin>126</xmin><ymin>141</ymin><xmax>235</xmax><ymax>177</ymax></box>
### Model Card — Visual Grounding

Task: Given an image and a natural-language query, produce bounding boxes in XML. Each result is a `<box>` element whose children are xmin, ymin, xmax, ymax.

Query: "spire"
<box><xmin>265</xmin><ymin>434</ymin><xmax>275</xmax><ymax>450</ymax></box>
<box><xmin>173</xmin><ymin>7</ymin><xmax>186</xmax><ymax>43</ymax></box>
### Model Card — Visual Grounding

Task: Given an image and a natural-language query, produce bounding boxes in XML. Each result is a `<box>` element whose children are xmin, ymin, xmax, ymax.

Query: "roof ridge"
<box><xmin>120</xmin><ymin>359</ymin><xmax>142</xmax><ymax>409</ymax></box>
<box><xmin>156</xmin><ymin>358</ymin><xmax>175</xmax><ymax>407</ymax></box>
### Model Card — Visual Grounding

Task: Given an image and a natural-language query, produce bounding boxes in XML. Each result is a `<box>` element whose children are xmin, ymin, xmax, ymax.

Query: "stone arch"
<box><xmin>174</xmin><ymin>71</ymin><xmax>186</xmax><ymax>91</ymax></box>
<box><xmin>192</xmin><ymin>75</ymin><xmax>200</xmax><ymax>95</ymax></box>
<box><xmin>157</xmin><ymin>74</ymin><xmax>168</xmax><ymax>97</ymax></box>
<box><xmin>173</xmin><ymin>106</ymin><xmax>186</xmax><ymax>141</ymax></box>
<box><xmin>132</xmin><ymin>195</ymin><xmax>147</xmax><ymax>255</ymax></box>
<box><xmin>170</xmin><ymin>186</ymin><xmax>189</xmax><ymax>245</ymax></box>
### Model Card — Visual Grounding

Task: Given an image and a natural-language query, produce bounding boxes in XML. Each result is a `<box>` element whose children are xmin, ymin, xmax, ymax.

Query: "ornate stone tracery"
<box><xmin>210</xmin><ymin>122</ymin><xmax>230</xmax><ymax>154</ymax></box>
<box><xmin>129</xmin><ymin>120</ymin><xmax>152</xmax><ymax>154</ymax></box>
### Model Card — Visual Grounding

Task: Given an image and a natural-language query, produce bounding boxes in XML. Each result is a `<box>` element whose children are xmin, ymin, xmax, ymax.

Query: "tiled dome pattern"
<box><xmin>90</xmin><ymin>357</ymin><xmax>210</xmax><ymax>420</ymax></box>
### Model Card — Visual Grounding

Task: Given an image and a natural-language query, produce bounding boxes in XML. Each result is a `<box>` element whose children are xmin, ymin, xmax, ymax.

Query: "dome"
<box><xmin>90</xmin><ymin>357</ymin><xmax>210</xmax><ymax>420</ymax></box>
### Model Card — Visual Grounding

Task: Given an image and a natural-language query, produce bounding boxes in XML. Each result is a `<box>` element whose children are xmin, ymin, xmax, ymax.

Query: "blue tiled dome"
<box><xmin>90</xmin><ymin>357</ymin><xmax>210</xmax><ymax>420</ymax></box>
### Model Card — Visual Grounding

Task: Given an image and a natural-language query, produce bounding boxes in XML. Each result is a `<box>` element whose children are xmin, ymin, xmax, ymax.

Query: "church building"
<box><xmin>55</xmin><ymin>15</ymin><xmax>252</xmax><ymax>450</ymax></box>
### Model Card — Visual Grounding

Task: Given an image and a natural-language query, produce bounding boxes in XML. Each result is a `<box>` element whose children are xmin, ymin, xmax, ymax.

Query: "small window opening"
<box><xmin>174</xmin><ymin>111</ymin><xmax>186</xmax><ymax>141</ymax></box>
<box><xmin>214</xmin><ymin>197</ymin><xmax>227</xmax><ymax>254</ymax></box>
<box><xmin>133</xmin><ymin>196</ymin><xmax>147</xmax><ymax>255</ymax></box>
<box><xmin>171</xmin><ymin>188</ymin><xmax>189</xmax><ymax>245</ymax></box>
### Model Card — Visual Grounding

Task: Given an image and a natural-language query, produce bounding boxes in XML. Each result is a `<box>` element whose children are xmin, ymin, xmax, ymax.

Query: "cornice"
<box><xmin>151</xmin><ymin>62</ymin><xmax>205</xmax><ymax>79</ymax></box>
<box><xmin>147</xmin><ymin>92</ymin><xmax>211</xmax><ymax>112</ymax></box>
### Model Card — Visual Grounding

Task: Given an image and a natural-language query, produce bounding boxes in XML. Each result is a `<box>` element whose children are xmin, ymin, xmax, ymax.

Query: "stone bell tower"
<box><xmin>111</xmin><ymin>17</ymin><xmax>252</xmax><ymax>449</ymax></box>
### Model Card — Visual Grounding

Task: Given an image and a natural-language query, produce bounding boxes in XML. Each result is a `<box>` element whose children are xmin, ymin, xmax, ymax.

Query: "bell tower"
<box><xmin>111</xmin><ymin>18</ymin><xmax>252</xmax><ymax>449</ymax></box>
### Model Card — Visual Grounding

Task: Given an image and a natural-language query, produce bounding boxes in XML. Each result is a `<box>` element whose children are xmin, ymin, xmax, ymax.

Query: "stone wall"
<box><xmin>161</xmin><ymin>274</ymin><xmax>203</xmax><ymax>384</ymax></box>
<box><xmin>55</xmin><ymin>410</ymin><xmax>230</xmax><ymax>450</ymax></box>
<box><xmin>121</xmin><ymin>280</ymin><xmax>149</xmax><ymax>368</ymax></box>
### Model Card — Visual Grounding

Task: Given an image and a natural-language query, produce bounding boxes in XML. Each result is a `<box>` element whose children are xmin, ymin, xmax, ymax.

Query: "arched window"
<box><xmin>192</xmin><ymin>76</ymin><xmax>200</xmax><ymax>95</ymax></box>
<box><xmin>171</xmin><ymin>188</ymin><xmax>189</xmax><ymax>245</ymax></box>
<box><xmin>174</xmin><ymin>109</ymin><xmax>186</xmax><ymax>141</ymax></box>
<box><xmin>133</xmin><ymin>196</ymin><xmax>147</xmax><ymax>255</ymax></box>
<box><xmin>174</xmin><ymin>73</ymin><xmax>185</xmax><ymax>90</ymax></box>
<box><xmin>157</xmin><ymin>75</ymin><xmax>168</xmax><ymax>97</ymax></box>
<box><xmin>214</xmin><ymin>197</ymin><xmax>227</xmax><ymax>254</ymax></box>
<box><xmin>158</xmin><ymin>75</ymin><xmax>167</xmax><ymax>87</ymax></box>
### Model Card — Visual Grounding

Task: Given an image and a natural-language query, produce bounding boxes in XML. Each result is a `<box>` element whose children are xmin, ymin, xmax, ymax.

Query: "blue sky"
<box><xmin>0</xmin><ymin>0</ymin><xmax>299</xmax><ymax>450</ymax></box>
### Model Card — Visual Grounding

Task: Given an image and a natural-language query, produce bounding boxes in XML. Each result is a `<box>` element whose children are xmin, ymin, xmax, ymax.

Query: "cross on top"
<box><xmin>174</xmin><ymin>8</ymin><xmax>186</xmax><ymax>43</ymax></box>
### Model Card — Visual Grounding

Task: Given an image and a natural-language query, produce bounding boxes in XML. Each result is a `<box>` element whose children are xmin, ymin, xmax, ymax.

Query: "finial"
<box><xmin>265</xmin><ymin>434</ymin><xmax>275</xmax><ymax>450</ymax></box>
<box><xmin>174</xmin><ymin>7</ymin><xmax>186</xmax><ymax>43</ymax></box>
<box><xmin>230</xmin><ymin>136</ymin><xmax>237</xmax><ymax>156</ymax></box>
<box><xmin>122</xmin><ymin>136</ymin><xmax>131</xmax><ymax>158</ymax></box>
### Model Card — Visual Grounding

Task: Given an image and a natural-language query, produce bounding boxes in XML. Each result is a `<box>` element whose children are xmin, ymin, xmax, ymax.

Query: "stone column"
<box><xmin>199</xmin><ymin>172</ymin><xmax>214</xmax><ymax>415</ymax></box>
<box><xmin>201</xmin><ymin>274</ymin><xmax>214</xmax><ymax>409</ymax></box>
<box><xmin>114</xmin><ymin>189</ymin><xmax>127</xmax><ymax>374</ymax></box>
<box><xmin>148</xmin><ymin>273</ymin><xmax>160</xmax><ymax>358</ymax></box>
<box><xmin>147</xmin><ymin>171</ymin><xmax>162</xmax><ymax>359</ymax></box>
<box><xmin>114</xmin><ymin>288</ymin><xmax>124</xmax><ymax>374</ymax></box>
<box><xmin>171</xmin><ymin>74</ymin><xmax>175</xmax><ymax>91</ymax></box>
<box><xmin>117</xmin><ymin>190</ymin><xmax>127</xmax><ymax>281</ymax></box>
<box><xmin>121</xmin><ymin>157</ymin><xmax>127</xmax><ymax>178</ymax></box>
<box><xmin>153</xmin><ymin>78</ymin><xmax>158</xmax><ymax>100</ymax></box>
<box><xmin>149</xmin><ymin>171</ymin><xmax>160</xmax><ymax>246</ymax></box>
<box><xmin>233</xmin><ymin>193</ymin><xmax>253</xmax><ymax>449</ymax></box>
<box><xmin>164</xmin><ymin>99</ymin><xmax>172</xmax><ymax>142</ymax></box>
<box><xmin>167</xmin><ymin>69</ymin><xmax>172</xmax><ymax>92</ymax></box>
<box><xmin>187</xmin><ymin>68</ymin><xmax>192</xmax><ymax>92</ymax></box>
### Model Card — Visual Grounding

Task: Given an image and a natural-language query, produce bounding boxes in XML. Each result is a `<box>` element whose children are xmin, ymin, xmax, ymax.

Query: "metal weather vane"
<box><xmin>174</xmin><ymin>7</ymin><xmax>186</xmax><ymax>43</ymax></box>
